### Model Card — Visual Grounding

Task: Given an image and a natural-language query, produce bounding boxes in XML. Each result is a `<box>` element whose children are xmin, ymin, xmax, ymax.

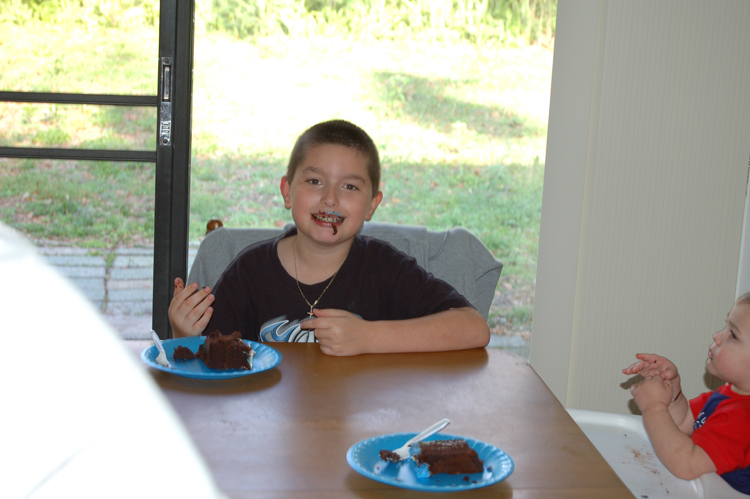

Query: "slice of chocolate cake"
<box><xmin>411</xmin><ymin>439</ymin><xmax>484</xmax><ymax>476</ymax></box>
<box><xmin>196</xmin><ymin>331</ymin><xmax>254</xmax><ymax>370</ymax></box>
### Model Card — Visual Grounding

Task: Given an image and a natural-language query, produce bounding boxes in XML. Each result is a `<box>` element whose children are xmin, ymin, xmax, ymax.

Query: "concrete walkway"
<box><xmin>39</xmin><ymin>246</ymin><xmax>196</xmax><ymax>340</ymax></box>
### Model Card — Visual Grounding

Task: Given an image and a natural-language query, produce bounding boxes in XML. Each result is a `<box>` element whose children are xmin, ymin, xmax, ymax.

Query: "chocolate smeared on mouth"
<box><xmin>311</xmin><ymin>211</ymin><xmax>344</xmax><ymax>235</ymax></box>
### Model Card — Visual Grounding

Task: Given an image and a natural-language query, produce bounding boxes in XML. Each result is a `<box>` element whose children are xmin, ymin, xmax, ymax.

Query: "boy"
<box><xmin>169</xmin><ymin>119</ymin><xmax>490</xmax><ymax>356</ymax></box>
<box><xmin>622</xmin><ymin>292</ymin><xmax>750</xmax><ymax>494</ymax></box>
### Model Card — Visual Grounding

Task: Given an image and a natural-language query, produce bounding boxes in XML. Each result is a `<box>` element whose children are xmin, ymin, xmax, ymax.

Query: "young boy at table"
<box><xmin>622</xmin><ymin>292</ymin><xmax>750</xmax><ymax>494</ymax></box>
<box><xmin>169</xmin><ymin>119</ymin><xmax>490</xmax><ymax>356</ymax></box>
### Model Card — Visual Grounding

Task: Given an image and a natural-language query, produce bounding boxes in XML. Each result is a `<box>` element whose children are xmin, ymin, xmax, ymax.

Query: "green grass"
<box><xmin>189</xmin><ymin>34</ymin><xmax>551</xmax><ymax>287</ymax></box>
<box><xmin>0</xmin><ymin>158</ymin><xmax>155</xmax><ymax>246</ymax></box>
<box><xmin>0</xmin><ymin>23</ymin><xmax>552</xmax><ymax>329</ymax></box>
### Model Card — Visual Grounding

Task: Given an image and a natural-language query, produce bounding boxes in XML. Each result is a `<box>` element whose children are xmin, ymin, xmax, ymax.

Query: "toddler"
<box><xmin>623</xmin><ymin>292</ymin><xmax>750</xmax><ymax>493</ymax></box>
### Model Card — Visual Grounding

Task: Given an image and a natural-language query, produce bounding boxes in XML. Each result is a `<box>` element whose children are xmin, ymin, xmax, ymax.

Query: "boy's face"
<box><xmin>707</xmin><ymin>301</ymin><xmax>750</xmax><ymax>394</ymax></box>
<box><xmin>280</xmin><ymin>144</ymin><xmax>382</xmax><ymax>246</ymax></box>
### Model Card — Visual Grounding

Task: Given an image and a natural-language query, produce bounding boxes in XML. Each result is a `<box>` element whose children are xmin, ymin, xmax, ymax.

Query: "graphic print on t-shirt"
<box><xmin>693</xmin><ymin>391</ymin><xmax>730</xmax><ymax>431</ymax></box>
<box><xmin>260</xmin><ymin>317</ymin><xmax>315</xmax><ymax>343</ymax></box>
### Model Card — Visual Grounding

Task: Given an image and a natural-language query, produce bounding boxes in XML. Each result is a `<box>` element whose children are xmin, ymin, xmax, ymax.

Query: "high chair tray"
<box><xmin>568</xmin><ymin>409</ymin><xmax>746</xmax><ymax>499</ymax></box>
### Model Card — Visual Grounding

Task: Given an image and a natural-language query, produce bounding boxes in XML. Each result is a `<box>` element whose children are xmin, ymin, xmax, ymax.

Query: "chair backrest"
<box><xmin>187</xmin><ymin>222</ymin><xmax>502</xmax><ymax>320</ymax></box>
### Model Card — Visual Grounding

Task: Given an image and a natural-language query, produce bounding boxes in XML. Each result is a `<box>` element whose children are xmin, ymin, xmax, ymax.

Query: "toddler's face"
<box><xmin>707</xmin><ymin>301</ymin><xmax>750</xmax><ymax>394</ymax></box>
<box><xmin>281</xmin><ymin>144</ymin><xmax>382</xmax><ymax>245</ymax></box>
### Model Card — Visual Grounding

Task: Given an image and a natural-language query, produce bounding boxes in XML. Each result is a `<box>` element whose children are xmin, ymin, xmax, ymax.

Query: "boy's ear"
<box><xmin>365</xmin><ymin>191</ymin><xmax>383</xmax><ymax>221</ymax></box>
<box><xmin>280</xmin><ymin>177</ymin><xmax>292</xmax><ymax>209</ymax></box>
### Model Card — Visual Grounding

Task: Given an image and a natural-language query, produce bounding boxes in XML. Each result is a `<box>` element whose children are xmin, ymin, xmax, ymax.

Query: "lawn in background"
<box><xmin>0</xmin><ymin>14</ymin><xmax>553</xmax><ymax>336</ymax></box>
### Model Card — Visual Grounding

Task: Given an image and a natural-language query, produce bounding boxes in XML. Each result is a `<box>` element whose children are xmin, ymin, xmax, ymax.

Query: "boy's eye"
<box><xmin>343</xmin><ymin>184</ymin><xmax>358</xmax><ymax>190</ymax></box>
<box><xmin>306</xmin><ymin>179</ymin><xmax>321</xmax><ymax>185</ymax></box>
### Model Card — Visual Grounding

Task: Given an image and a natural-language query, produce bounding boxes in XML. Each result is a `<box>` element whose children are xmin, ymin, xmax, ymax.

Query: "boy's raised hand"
<box><xmin>168</xmin><ymin>277</ymin><xmax>214</xmax><ymax>338</ymax></box>
<box><xmin>306</xmin><ymin>308</ymin><xmax>368</xmax><ymax>356</ymax></box>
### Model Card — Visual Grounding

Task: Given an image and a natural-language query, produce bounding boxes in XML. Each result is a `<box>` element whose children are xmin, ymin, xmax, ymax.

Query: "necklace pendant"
<box><xmin>294</xmin><ymin>235</ymin><xmax>341</xmax><ymax>321</ymax></box>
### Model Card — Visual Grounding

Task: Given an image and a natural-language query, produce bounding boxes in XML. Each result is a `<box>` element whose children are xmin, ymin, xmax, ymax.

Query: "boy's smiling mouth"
<box><xmin>312</xmin><ymin>211</ymin><xmax>345</xmax><ymax>224</ymax></box>
<box><xmin>312</xmin><ymin>211</ymin><xmax>345</xmax><ymax>235</ymax></box>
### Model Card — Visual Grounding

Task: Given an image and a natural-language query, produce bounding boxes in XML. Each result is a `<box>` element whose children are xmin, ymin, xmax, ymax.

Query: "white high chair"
<box><xmin>568</xmin><ymin>409</ymin><xmax>747</xmax><ymax>499</ymax></box>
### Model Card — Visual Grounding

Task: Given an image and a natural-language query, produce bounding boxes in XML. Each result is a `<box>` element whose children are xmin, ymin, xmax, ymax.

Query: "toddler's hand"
<box><xmin>624</xmin><ymin>353</ymin><xmax>682</xmax><ymax>403</ymax></box>
<box><xmin>305</xmin><ymin>308</ymin><xmax>367</xmax><ymax>356</ymax></box>
<box><xmin>631</xmin><ymin>375</ymin><xmax>673</xmax><ymax>414</ymax></box>
<box><xmin>168</xmin><ymin>278</ymin><xmax>214</xmax><ymax>337</ymax></box>
<box><xmin>623</xmin><ymin>353</ymin><xmax>679</xmax><ymax>380</ymax></box>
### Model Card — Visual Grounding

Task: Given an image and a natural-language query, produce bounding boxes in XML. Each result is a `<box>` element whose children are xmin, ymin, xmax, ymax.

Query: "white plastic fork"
<box><xmin>386</xmin><ymin>418</ymin><xmax>450</xmax><ymax>462</ymax></box>
<box><xmin>150</xmin><ymin>329</ymin><xmax>173</xmax><ymax>369</ymax></box>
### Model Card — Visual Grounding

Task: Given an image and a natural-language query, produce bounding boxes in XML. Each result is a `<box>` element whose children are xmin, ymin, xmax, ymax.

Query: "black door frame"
<box><xmin>0</xmin><ymin>0</ymin><xmax>195</xmax><ymax>339</ymax></box>
<box><xmin>153</xmin><ymin>0</ymin><xmax>195</xmax><ymax>339</ymax></box>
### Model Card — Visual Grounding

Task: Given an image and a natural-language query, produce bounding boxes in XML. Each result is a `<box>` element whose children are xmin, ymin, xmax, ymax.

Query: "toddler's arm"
<box><xmin>306</xmin><ymin>307</ymin><xmax>490</xmax><ymax>356</ymax></box>
<box><xmin>168</xmin><ymin>278</ymin><xmax>214</xmax><ymax>338</ymax></box>
<box><xmin>623</xmin><ymin>353</ymin><xmax>691</xmax><ymax>431</ymax></box>
<box><xmin>631</xmin><ymin>376</ymin><xmax>716</xmax><ymax>479</ymax></box>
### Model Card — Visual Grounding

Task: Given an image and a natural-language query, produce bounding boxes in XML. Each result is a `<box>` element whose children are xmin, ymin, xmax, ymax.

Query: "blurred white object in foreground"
<box><xmin>568</xmin><ymin>409</ymin><xmax>747</xmax><ymax>499</ymax></box>
<box><xmin>0</xmin><ymin>223</ymin><xmax>225</xmax><ymax>499</ymax></box>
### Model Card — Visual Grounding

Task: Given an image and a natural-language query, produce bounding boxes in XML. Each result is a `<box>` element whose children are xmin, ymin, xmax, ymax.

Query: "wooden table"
<box><xmin>130</xmin><ymin>342</ymin><xmax>634</xmax><ymax>498</ymax></box>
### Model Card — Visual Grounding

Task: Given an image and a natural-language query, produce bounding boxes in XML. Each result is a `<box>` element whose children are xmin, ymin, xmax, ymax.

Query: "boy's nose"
<box><xmin>321</xmin><ymin>185</ymin><xmax>338</xmax><ymax>206</ymax></box>
<box><xmin>713</xmin><ymin>330</ymin><xmax>722</xmax><ymax>344</ymax></box>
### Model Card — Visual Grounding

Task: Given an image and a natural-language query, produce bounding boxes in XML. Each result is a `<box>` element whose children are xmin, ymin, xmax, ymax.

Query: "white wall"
<box><xmin>531</xmin><ymin>0</ymin><xmax>750</xmax><ymax>414</ymax></box>
<box><xmin>736</xmin><ymin>188</ymin><xmax>750</xmax><ymax>297</ymax></box>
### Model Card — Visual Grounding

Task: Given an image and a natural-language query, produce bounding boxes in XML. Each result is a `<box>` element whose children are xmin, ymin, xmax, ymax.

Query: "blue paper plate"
<box><xmin>347</xmin><ymin>432</ymin><xmax>514</xmax><ymax>492</ymax></box>
<box><xmin>141</xmin><ymin>336</ymin><xmax>282</xmax><ymax>379</ymax></box>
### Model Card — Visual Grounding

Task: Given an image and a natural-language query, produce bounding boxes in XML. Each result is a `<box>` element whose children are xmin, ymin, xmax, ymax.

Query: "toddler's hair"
<box><xmin>286</xmin><ymin>120</ymin><xmax>381</xmax><ymax>197</ymax></box>
<box><xmin>737</xmin><ymin>291</ymin><xmax>750</xmax><ymax>306</ymax></box>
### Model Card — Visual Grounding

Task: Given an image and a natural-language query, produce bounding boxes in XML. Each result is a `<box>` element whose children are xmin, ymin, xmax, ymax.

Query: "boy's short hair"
<box><xmin>286</xmin><ymin>120</ymin><xmax>381</xmax><ymax>197</ymax></box>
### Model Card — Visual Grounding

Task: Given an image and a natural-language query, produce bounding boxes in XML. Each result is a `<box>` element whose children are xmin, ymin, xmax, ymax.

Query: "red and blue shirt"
<box><xmin>690</xmin><ymin>384</ymin><xmax>750</xmax><ymax>494</ymax></box>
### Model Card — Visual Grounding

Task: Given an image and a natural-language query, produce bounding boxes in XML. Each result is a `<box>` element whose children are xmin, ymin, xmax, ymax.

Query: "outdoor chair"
<box><xmin>187</xmin><ymin>219</ymin><xmax>503</xmax><ymax>320</ymax></box>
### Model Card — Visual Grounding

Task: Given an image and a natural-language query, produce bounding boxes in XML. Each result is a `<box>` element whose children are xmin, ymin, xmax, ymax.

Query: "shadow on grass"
<box><xmin>371</xmin><ymin>71</ymin><xmax>544</xmax><ymax>140</ymax></box>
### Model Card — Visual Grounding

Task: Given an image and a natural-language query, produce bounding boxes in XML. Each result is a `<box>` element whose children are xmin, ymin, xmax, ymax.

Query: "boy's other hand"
<box><xmin>306</xmin><ymin>308</ymin><xmax>367</xmax><ymax>356</ymax></box>
<box><xmin>168</xmin><ymin>278</ymin><xmax>214</xmax><ymax>338</ymax></box>
<box><xmin>631</xmin><ymin>376</ymin><xmax>673</xmax><ymax>414</ymax></box>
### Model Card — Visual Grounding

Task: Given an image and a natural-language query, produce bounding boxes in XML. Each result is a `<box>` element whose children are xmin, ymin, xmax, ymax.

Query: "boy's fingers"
<box><xmin>187</xmin><ymin>292</ymin><xmax>214</xmax><ymax>318</ymax></box>
<box><xmin>311</xmin><ymin>308</ymin><xmax>348</xmax><ymax>317</ymax></box>
<box><xmin>193</xmin><ymin>307</ymin><xmax>213</xmax><ymax>331</ymax></box>
<box><xmin>306</xmin><ymin>309</ymin><xmax>352</xmax><ymax>328</ymax></box>
<box><xmin>173</xmin><ymin>278</ymin><xmax>185</xmax><ymax>298</ymax></box>
<box><xmin>170</xmin><ymin>286</ymin><xmax>212</xmax><ymax>331</ymax></box>
<box><xmin>181</xmin><ymin>285</ymin><xmax>211</xmax><ymax>310</ymax></box>
<box><xmin>308</xmin><ymin>319</ymin><xmax>332</xmax><ymax>336</ymax></box>
<box><xmin>173</xmin><ymin>281</ymin><xmax>198</xmax><ymax>302</ymax></box>
<box><xmin>178</xmin><ymin>299</ymin><xmax>212</xmax><ymax>334</ymax></box>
